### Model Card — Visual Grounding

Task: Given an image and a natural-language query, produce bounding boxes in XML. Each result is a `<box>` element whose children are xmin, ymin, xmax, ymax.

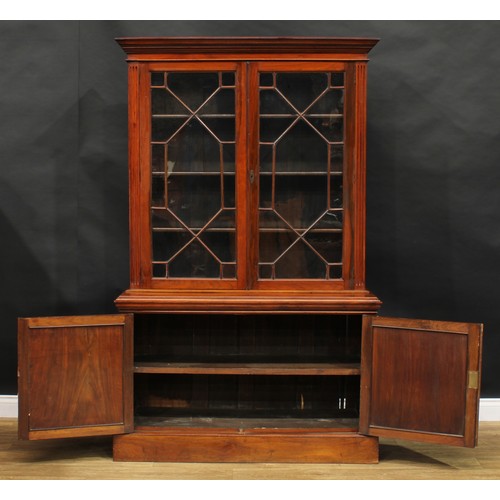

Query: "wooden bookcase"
<box><xmin>17</xmin><ymin>38</ymin><xmax>483</xmax><ymax>463</ymax></box>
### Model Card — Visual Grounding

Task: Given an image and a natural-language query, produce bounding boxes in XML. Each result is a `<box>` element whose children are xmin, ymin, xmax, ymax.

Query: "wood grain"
<box><xmin>116</xmin><ymin>37</ymin><xmax>380</xmax><ymax>60</ymax></box>
<box><xmin>113</xmin><ymin>429</ymin><xmax>379</xmax><ymax>463</ymax></box>
<box><xmin>115</xmin><ymin>288</ymin><xmax>382</xmax><ymax>313</ymax></box>
<box><xmin>133</xmin><ymin>361</ymin><xmax>361</xmax><ymax>376</ymax></box>
<box><xmin>18</xmin><ymin>315</ymin><xmax>133</xmax><ymax>440</ymax></box>
<box><xmin>360</xmin><ymin>316</ymin><xmax>483</xmax><ymax>447</ymax></box>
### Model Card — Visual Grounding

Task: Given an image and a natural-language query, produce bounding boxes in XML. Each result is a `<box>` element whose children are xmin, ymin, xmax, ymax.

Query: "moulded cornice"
<box><xmin>116</xmin><ymin>36</ymin><xmax>380</xmax><ymax>58</ymax></box>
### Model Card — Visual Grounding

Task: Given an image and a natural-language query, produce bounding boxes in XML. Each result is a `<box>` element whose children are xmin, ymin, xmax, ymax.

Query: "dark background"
<box><xmin>0</xmin><ymin>20</ymin><xmax>498</xmax><ymax>397</ymax></box>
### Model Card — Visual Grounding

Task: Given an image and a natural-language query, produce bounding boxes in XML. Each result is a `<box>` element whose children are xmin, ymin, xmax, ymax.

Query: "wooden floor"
<box><xmin>1</xmin><ymin>419</ymin><xmax>500</xmax><ymax>480</ymax></box>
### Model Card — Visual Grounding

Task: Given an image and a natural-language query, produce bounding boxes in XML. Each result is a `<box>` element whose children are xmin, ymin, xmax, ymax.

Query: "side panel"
<box><xmin>360</xmin><ymin>316</ymin><xmax>482</xmax><ymax>447</ymax></box>
<box><xmin>18</xmin><ymin>314</ymin><xmax>133</xmax><ymax>440</ymax></box>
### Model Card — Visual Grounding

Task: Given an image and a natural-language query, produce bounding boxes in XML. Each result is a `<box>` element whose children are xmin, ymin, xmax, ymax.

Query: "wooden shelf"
<box><xmin>134</xmin><ymin>361</ymin><xmax>361</xmax><ymax>376</ymax></box>
<box><xmin>134</xmin><ymin>415</ymin><xmax>359</xmax><ymax>430</ymax></box>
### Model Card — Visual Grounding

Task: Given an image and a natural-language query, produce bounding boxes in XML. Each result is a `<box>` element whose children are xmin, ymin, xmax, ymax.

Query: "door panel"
<box><xmin>18</xmin><ymin>315</ymin><xmax>133</xmax><ymax>440</ymax></box>
<box><xmin>359</xmin><ymin>316</ymin><xmax>482</xmax><ymax>447</ymax></box>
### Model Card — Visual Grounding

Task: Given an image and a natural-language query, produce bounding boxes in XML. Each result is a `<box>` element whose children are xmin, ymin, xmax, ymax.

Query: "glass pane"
<box><xmin>260</xmin><ymin>89</ymin><xmax>294</xmax><ymax>115</ymax></box>
<box><xmin>198</xmin><ymin>88</ymin><xmax>235</xmax><ymax>115</ymax></box>
<box><xmin>152</xmin><ymin>117</ymin><xmax>187</xmax><ymax>143</ymax></box>
<box><xmin>331</xmin><ymin>72</ymin><xmax>344</xmax><ymax>87</ymax></box>
<box><xmin>169</xmin><ymin>240</ymin><xmax>220</xmax><ymax>278</ymax></box>
<box><xmin>151</xmin><ymin>72</ymin><xmax>165</xmax><ymax>86</ymax></box>
<box><xmin>167</xmin><ymin>175</ymin><xmax>221</xmax><ymax>228</ymax></box>
<box><xmin>152</xmin><ymin>263</ymin><xmax>167</xmax><ymax>277</ymax></box>
<box><xmin>260</xmin><ymin>117</ymin><xmax>295</xmax><ymax>143</ymax></box>
<box><xmin>223</xmin><ymin>174</ymin><xmax>235</xmax><ymax>208</ymax></box>
<box><xmin>304</xmin><ymin>232</ymin><xmax>343</xmax><ymax>263</ymax></box>
<box><xmin>221</xmin><ymin>72</ymin><xmax>235</xmax><ymax>86</ymax></box>
<box><xmin>259</xmin><ymin>210</ymin><xmax>288</xmax><ymax>229</ymax></box>
<box><xmin>151</xmin><ymin>209</ymin><xmax>184</xmax><ymax>229</ymax></box>
<box><xmin>274</xmin><ymin>240</ymin><xmax>326</xmax><ymax>279</ymax></box>
<box><xmin>259</xmin><ymin>264</ymin><xmax>273</xmax><ymax>279</ymax></box>
<box><xmin>166</xmin><ymin>120</ymin><xmax>221</xmax><ymax>173</ymax></box>
<box><xmin>274</xmin><ymin>176</ymin><xmax>328</xmax><ymax>228</ymax></box>
<box><xmin>329</xmin><ymin>265</ymin><xmax>342</xmax><ymax>279</ymax></box>
<box><xmin>274</xmin><ymin>120</ymin><xmax>328</xmax><ymax>172</ymax></box>
<box><xmin>276</xmin><ymin>73</ymin><xmax>328</xmax><ymax>112</ymax></box>
<box><xmin>259</xmin><ymin>230</ymin><xmax>297</xmax><ymax>263</ymax></box>
<box><xmin>151</xmin><ymin>175</ymin><xmax>165</xmax><ymax>207</ymax></box>
<box><xmin>260</xmin><ymin>144</ymin><xmax>273</xmax><ymax>173</ymax></box>
<box><xmin>307</xmin><ymin>89</ymin><xmax>344</xmax><ymax>115</ymax></box>
<box><xmin>200</xmin><ymin>117</ymin><xmax>235</xmax><ymax>142</ymax></box>
<box><xmin>331</xmin><ymin>145</ymin><xmax>343</xmax><ymax>173</ymax></box>
<box><xmin>167</xmin><ymin>73</ymin><xmax>219</xmax><ymax>111</ymax></box>
<box><xmin>260</xmin><ymin>73</ymin><xmax>274</xmax><ymax>87</ymax></box>
<box><xmin>222</xmin><ymin>264</ymin><xmax>236</xmax><ymax>279</ymax></box>
<box><xmin>306</xmin><ymin>116</ymin><xmax>343</xmax><ymax>143</ymax></box>
<box><xmin>151</xmin><ymin>88</ymin><xmax>188</xmax><ymax>115</ymax></box>
<box><xmin>203</xmin><ymin>209</ymin><xmax>235</xmax><ymax>229</ymax></box>
<box><xmin>152</xmin><ymin>144</ymin><xmax>165</xmax><ymax>173</ymax></box>
<box><xmin>313</xmin><ymin>210</ymin><xmax>343</xmax><ymax>230</ymax></box>
<box><xmin>259</xmin><ymin>176</ymin><xmax>272</xmax><ymax>209</ymax></box>
<box><xmin>330</xmin><ymin>176</ymin><xmax>343</xmax><ymax>209</ymax></box>
<box><xmin>200</xmin><ymin>231</ymin><xmax>235</xmax><ymax>263</ymax></box>
<box><xmin>152</xmin><ymin>231</ymin><xmax>192</xmax><ymax>261</ymax></box>
<box><xmin>223</xmin><ymin>144</ymin><xmax>235</xmax><ymax>173</ymax></box>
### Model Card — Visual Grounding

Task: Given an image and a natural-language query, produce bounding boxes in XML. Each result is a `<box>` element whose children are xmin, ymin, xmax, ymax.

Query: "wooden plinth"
<box><xmin>113</xmin><ymin>429</ymin><xmax>379</xmax><ymax>463</ymax></box>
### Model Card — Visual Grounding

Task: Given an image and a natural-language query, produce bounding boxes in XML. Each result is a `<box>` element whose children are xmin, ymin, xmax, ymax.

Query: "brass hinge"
<box><xmin>468</xmin><ymin>371</ymin><xmax>479</xmax><ymax>390</ymax></box>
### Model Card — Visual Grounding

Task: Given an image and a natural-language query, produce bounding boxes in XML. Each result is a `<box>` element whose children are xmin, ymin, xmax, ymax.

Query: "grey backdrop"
<box><xmin>1</xmin><ymin>20</ymin><xmax>499</xmax><ymax>397</ymax></box>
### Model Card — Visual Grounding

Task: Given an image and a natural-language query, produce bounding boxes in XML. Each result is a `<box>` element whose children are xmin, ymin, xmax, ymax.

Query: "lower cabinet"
<box><xmin>18</xmin><ymin>313</ymin><xmax>482</xmax><ymax>463</ymax></box>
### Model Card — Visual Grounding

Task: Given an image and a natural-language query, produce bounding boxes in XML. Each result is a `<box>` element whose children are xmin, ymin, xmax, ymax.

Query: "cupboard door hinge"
<box><xmin>467</xmin><ymin>370</ymin><xmax>479</xmax><ymax>390</ymax></box>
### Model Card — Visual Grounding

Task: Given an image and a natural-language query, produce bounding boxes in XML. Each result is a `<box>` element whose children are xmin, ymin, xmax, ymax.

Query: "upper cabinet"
<box><xmin>115</xmin><ymin>38</ymin><xmax>380</xmax><ymax>309</ymax></box>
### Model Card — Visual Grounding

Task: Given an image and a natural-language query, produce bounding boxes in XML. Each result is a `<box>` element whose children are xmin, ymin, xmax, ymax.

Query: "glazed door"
<box><xmin>133</xmin><ymin>62</ymin><xmax>248</xmax><ymax>290</ymax></box>
<box><xmin>247</xmin><ymin>61</ymin><xmax>366</xmax><ymax>291</ymax></box>
<box><xmin>359</xmin><ymin>316</ymin><xmax>483</xmax><ymax>447</ymax></box>
<box><xmin>18</xmin><ymin>315</ymin><xmax>133</xmax><ymax>440</ymax></box>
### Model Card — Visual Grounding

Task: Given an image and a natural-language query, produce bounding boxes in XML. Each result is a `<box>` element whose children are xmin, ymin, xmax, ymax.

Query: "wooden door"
<box><xmin>18</xmin><ymin>314</ymin><xmax>133</xmax><ymax>440</ymax></box>
<box><xmin>359</xmin><ymin>316</ymin><xmax>483</xmax><ymax>447</ymax></box>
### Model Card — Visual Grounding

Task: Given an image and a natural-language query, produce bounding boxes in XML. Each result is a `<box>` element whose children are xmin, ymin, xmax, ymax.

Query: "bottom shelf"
<box><xmin>135</xmin><ymin>414</ymin><xmax>359</xmax><ymax>430</ymax></box>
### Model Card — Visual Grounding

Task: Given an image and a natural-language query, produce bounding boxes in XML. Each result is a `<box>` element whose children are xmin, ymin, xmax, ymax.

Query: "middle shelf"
<box><xmin>134</xmin><ymin>361</ymin><xmax>361</xmax><ymax>376</ymax></box>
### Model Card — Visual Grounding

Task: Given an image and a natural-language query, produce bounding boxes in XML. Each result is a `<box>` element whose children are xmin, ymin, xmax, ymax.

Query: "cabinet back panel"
<box><xmin>135</xmin><ymin>373</ymin><xmax>360</xmax><ymax>418</ymax></box>
<box><xmin>134</xmin><ymin>314</ymin><xmax>361</xmax><ymax>363</ymax></box>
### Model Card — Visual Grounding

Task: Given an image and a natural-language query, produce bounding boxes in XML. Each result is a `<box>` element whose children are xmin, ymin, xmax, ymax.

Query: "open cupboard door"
<box><xmin>18</xmin><ymin>314</ymin><xmax>133</xmax><ymax>440</ymax></box>
<box><xmin>359</xmin><ymin>316</ymin><xmax>483</xmax><ymax>447</ymax></box>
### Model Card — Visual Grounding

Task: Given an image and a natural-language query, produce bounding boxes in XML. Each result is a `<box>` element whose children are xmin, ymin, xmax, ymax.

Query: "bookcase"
<box><xmin>17</xmin><ymin>38</ymin><xmax>483</xmax><ymax>463</ymax></box>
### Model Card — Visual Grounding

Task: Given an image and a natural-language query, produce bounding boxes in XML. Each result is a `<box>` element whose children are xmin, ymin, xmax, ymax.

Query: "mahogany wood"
<box><xmin>113</xmin><ymin>430</ymin><xmax>379</xmax><ymax>463</ymax></box>
<box><xmin>15</xmin><ymin>38</ymin><xmax>484</xmax><ymax>466</ymax></box>
<box><xmin>18</xmin><ymin>315</ymin><xmax>133</xmax><ymax>440</ymax></box>
<box><xmin>121</xmin><ymin>39</ymin><xmax>377</xmax><ymax>294</ymax></box>
<box><xmin>128</xmin><ymin>63</ymin><xmax>142</xmax><ymax>288</ymax></box>
<box><xmin>352</xmin><ymin>63</ymin><xmax>367</xmax><ymax>289</ymax></box>
<box><xmin>359</xmin><ymin>316</ymin><xmax>483</xmax><ymax>447</ymax></box>
<box><xmin>133</xmin><ymin>362</ymin><xmax>361</xmax><ymax>376</ymax></box>
<box><xmin>115</xmin><ymin>289</ymin><xmax>382</xmax><ymax>313</ymax></box>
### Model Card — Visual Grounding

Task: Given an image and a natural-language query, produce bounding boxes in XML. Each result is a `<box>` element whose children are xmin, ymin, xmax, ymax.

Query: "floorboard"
<box><xmin>1</xmin><ymin>419</ymin><xmax>499</xmax><ymax>480</ymax></box>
